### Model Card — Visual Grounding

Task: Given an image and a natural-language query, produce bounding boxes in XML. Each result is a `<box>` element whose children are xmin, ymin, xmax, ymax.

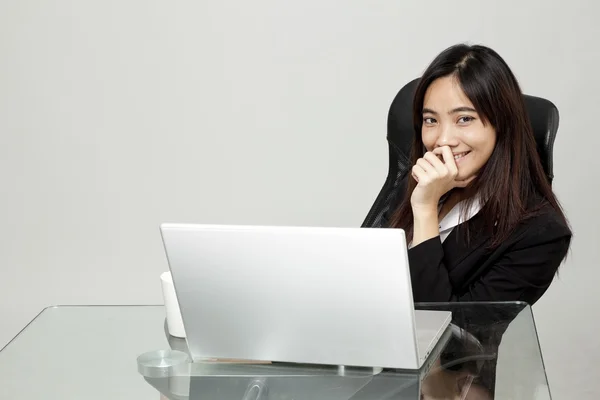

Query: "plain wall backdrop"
<box><xmin>0</xmin><ymin>0</ymin><xmax>597</xmax><ymax>398</ymax></box>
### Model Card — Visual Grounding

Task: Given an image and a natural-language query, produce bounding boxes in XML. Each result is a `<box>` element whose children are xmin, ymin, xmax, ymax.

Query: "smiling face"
<box><xmin>421</xmin><ymin>75</ymin><xmax>497</xmax><ymax>181</ymax></box>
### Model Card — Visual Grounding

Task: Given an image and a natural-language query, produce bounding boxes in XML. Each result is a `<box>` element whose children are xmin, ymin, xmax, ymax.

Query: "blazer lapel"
<box><xmin>441</xmin><ymin>217</ymin><xmax>493</xmax><ymax>271</ymax></box>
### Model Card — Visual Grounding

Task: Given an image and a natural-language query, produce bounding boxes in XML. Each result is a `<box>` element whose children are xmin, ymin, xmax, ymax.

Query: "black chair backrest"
<box><xmin>362</xmin><ymin>78</ymin><xmax>560</xmax><ymax>228</ymax></box>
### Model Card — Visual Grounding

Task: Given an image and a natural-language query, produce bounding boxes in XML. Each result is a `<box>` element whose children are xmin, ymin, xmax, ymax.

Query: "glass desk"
<box><xmin>0</xmin><ymin>302</ymin><xmax>551</xmax><ymax>399</ymax></box>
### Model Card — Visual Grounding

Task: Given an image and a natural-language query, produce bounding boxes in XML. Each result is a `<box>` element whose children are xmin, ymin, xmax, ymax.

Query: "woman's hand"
<box><xmin>410</xmin><ymin>146</ymin><xmax>475</xmax><ymax>213</ymax></box>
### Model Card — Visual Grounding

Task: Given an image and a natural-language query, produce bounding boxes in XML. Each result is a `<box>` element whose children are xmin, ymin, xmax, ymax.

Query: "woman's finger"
<box><xmin>412</xmin><ymin>164</ymin><xmax>427</xmax><ymax>183</ymax></box>
<box><xmin>423</xmin><ymin>152</ymin><xmax>447</xmax><ymax>175</ymax></box>
<box><xmin>416</xmin><ymin>158</ymin><xmax>435</xmax><ymax>175</ymax></box>
<box><xmin>411</xmin><ymin>171</ymin><xmax>419</xmax><ymax>183</ymax></box>
<box><xmin>433</xmin><ymin>146</ymin><xmax>458</xmax><ymax>177</ymax></box>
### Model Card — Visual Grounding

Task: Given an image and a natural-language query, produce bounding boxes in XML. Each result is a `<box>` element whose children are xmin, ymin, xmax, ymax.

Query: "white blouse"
<box><xmin>407</xmin><ymin>196</ymin><xmax>483</xmax><ymax>249</ymax></box>
<box><xmin>438</xmin><ymin>196</ymin><xmax>483</xmax><ymax>242</ymax></box>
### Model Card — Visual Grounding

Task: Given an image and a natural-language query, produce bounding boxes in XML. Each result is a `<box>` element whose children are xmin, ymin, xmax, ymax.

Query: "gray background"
<box><xmin>0</xmin><ymin>1</ymin><xmax>596</xmax><ymax>398</ymax></box>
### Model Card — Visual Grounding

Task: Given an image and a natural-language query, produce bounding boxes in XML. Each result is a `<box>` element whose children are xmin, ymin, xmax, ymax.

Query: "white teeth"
<box><xmin>454</xmin><ymin>152</ymin><xmax>468</xmax><ymax>160</ymax></box>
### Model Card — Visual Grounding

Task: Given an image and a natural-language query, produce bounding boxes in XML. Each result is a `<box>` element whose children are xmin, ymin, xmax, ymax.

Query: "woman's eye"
<box><xmin>423</xmin><ymin>117</ymin><xmax>436</xmax><ymax>124</ymax></box>
<box><xmin>458</xmin><ymin>116</ymin><xmax>475</xmax><ymax>124</ymax></box>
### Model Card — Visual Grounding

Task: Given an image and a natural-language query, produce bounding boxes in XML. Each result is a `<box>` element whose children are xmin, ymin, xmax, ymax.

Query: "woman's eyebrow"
<box><xmin>422</xmin><ymin>106</ymin><xmax>477</xmax><ymax>115</ymax></box>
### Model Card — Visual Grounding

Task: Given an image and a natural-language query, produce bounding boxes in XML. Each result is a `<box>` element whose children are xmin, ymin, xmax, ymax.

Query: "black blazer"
<box><xmin>383</xmin><ymin>190</ymin><xmax>572</xmax><ymax>305</ymax></box>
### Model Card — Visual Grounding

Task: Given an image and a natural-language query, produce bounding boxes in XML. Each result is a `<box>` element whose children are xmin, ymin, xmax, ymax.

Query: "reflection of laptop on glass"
<box><xmin>160</xmin><ymin>224</ymin><xmax>451</xmax><ymax>370</ymax></box>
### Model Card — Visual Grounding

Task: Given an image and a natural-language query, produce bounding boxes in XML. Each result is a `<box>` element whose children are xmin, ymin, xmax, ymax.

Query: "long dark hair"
<box><xmin>388</xmin><ymin>44</ymin><xmax>570</xmax><ymax>248</ymax></box>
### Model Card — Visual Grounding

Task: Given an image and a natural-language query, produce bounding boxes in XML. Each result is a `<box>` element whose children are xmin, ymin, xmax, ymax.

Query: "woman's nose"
<box><xmin>435</xmin><ymin>126</ymin><xmax>459</xmax><ymax>147</ymax></box>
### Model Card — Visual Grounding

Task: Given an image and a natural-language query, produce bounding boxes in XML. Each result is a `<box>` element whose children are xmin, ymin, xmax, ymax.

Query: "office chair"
<box><xmin>362</xmin><ymin>78</ymin><xmax>560</xmax><ymax>228</ymax></box>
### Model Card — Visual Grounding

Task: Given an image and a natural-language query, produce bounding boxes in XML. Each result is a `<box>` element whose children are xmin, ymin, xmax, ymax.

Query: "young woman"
<box><xmin>387</xmin><ymin>44</ymin><xmax>572</xmax><ymax>305</ymax></box>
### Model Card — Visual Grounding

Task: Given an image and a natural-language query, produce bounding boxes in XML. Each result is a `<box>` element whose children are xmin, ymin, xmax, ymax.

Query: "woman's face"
<box><xmin>421</xmin><ymin>76</ymin><xmax>496</xmax><ymax>181</ymax></box>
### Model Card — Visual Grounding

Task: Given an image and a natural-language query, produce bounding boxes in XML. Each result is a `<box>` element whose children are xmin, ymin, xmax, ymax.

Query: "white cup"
<box><xmin>160</xmin><ymin>271</ymin><xmax>186</xmax><ymax>338</ymax></box>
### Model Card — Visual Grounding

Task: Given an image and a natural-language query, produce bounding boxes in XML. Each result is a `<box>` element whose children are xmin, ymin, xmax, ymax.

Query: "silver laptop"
<box><xmin>160</xmin><ymin>224</ymin><xmax>451</xmax><ymax>370</ymax></box>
